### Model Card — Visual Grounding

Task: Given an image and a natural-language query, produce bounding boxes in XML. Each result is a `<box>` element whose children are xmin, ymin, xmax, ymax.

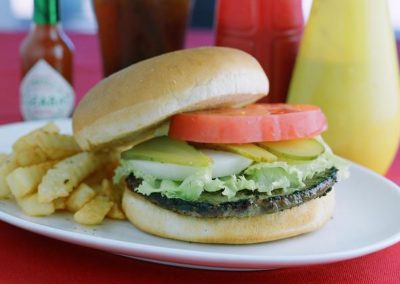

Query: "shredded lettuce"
<box><xmin>114</xmin><ymin>138</ymin><xmax>349</xmax><ymax>201</ymax></box>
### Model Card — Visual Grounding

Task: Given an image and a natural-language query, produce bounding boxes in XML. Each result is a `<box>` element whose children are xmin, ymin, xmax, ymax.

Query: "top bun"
<box><xmin>72</xmin><ymin>47</ymin><xmax>269</xmax><ymax>151</ymax></box>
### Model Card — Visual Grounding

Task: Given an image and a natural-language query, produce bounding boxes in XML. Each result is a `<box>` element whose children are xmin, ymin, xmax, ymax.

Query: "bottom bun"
<box><xmin>122</xmin><ymin>189</ymin><xmax>335</xmax><ymax>244</ymax></box>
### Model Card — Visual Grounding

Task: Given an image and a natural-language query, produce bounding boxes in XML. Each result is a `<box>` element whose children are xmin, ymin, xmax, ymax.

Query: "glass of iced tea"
<box><xmin>93</xmin><ymin>0</ymin><xmax>191</xmax><ymax>77</ymax></box>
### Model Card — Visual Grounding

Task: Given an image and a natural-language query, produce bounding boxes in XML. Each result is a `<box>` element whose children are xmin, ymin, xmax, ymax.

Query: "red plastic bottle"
<box><xmin>215</xmin><ymin>0</ymin><xmax>304</xmax><ymax>103</ymax></box>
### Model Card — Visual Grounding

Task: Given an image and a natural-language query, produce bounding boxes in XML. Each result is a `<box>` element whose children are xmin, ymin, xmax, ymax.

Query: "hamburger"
<box><xmin>72</xmin><ymin>47</ymin><xmax>347</xmax><ymax>244</ymax></box>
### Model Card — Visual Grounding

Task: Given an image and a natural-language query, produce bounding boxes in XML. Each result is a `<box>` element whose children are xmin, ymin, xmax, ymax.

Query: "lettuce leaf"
<box><xmin>114</xmin><ymin>139</ymin><xmax>349</xmax><ymax>201</ymax></box>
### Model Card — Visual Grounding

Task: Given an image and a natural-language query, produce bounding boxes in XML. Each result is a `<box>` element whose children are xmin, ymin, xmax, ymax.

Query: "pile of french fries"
<box><xmin>0</xmin><ymin>123</ymin><xmax>125</xmax><ymax>225</ymax></box>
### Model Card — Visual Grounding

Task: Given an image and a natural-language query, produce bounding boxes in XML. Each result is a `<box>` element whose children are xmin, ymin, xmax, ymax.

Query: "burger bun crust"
<box><xmin>122</xmin><ymin>189</ymin><xmax>335</xmax><ymax>244</ymax></box>
<box><xmin>73</xmin><ymin>47</ymin><xmax>269</xmax><ymax>151</ymax></box>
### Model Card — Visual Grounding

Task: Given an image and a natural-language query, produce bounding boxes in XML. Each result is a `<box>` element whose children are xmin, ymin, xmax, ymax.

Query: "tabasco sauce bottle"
<box><xmin>20</xmin><ymin>0</ymin><xmax>75</xmax><ymax>120</ymax></box>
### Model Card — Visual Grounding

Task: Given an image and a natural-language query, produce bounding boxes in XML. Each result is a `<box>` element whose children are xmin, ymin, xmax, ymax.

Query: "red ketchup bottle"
<box><xmin>215</xmin><ymin>0</ymin><xmax>304</xmax><ymax>103</ymax></box>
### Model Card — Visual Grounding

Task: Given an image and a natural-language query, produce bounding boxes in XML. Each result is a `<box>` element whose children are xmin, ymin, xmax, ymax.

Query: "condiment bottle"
<box><xmin>20</xmin><ymin>0</ymin><xmax>75</xmax><ymax>120</ymax></box>
<box><xmin>288</xmin><ymin>0</ymin><xmax>400</xmax><ymax>174</ymax></box>
<box><xmin>215</xmin><ymin>0</ymin><xmax>304</xmax><ymax>103</ymax></box>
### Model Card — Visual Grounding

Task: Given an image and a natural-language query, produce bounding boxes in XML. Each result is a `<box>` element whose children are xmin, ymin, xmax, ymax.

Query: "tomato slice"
<box><xmin>169</xmin><ymin>104</ymin><xmax>327</xmax><ymax>143</ymax></box>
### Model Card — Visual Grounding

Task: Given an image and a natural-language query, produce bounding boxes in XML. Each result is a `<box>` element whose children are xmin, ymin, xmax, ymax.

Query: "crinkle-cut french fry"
<box><xmin>107</xmin><ymin>203</ymin><xmax>126</xmax><ymax>220</ymax></box>
<box><xmin>13</xmin><ymin>130</ymin><xmax>80</xmax><ymax>167</ymax></box>
<box><xmin>14</xmin><ymin>147</ymin><xmax>48</xmax><ymax>166</ymax></box>
<box><xmin>66</xmin><ymin>183</ymin><xmax>96</xmax><ymax>212</ymax></box>
<box><xmin>12</xmin><ymin>123</ymin><xmax>59</xmax><ymax>152</ymax></box>
<box><xmin>0</xmin><ymin>156</ymin><xmax>18</xmax><ymax>198</ymax></box>
<box><xmin>96</xmin><ymin>179</ymin><xmax>114</xmax><ymax>199</ymax></box>
<box><xmin>38</xmin><ymin>152</ymin><xmax>107</xmax><ymax>203</ymax></box>
<box><xmin>0</xmin><ymin>154</ymin><xmax>7</xmax><ymax>165</ymax></box>
<box><xmin>36</xmin><ymin>132</ymin><xmax>81</xmax><ymax>160</ymax></box>
<box><xmin>53</xmin><ymin>197</ymin><xmax>68</xmax><ymax>210</ymax></box>
<box><xmin>6</xmin><ymin>161</ymin><xmax>55</xmax><ymax>199</ymax></box>
<box><xmin>92</xmin><ymin>178</ymin><xmax>125</xmax><ymax>220</ymax></box>
<box><xmin>17</xmin><ymin>193</ymin><xmax>54</xmax><ymax>216</ymax></box>
<box><xmin>95</xmin><ymin>178</ymin><xmax>124</xmax><ymax>204</ymax></box>
<box><xmin>73</xmin><ymin>196</ymin><xmax>113</xmax><ymax>225</ymax></box>
<box><xmin>81</xmin><ymin>151</ymin><xmax>119</xmax><ymax>187</ymax></box>
<box><xmin>94</xmin><ymin>179</ymin><xmax>124</xmax><ymax>220</ymax></box>
<box><xmin>14</xmin><ymin>134</ymin><xmax>80</xmax><ymax>167</ymax></box>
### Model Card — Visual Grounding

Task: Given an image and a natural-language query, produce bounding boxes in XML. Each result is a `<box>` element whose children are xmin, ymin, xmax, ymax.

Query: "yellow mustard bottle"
<box><xmin>288</xmin><ymin>0</ymin><xmax>400</xmax><ymax>174</ymax></box>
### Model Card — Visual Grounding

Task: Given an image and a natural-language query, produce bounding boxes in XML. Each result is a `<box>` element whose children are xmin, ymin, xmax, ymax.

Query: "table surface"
<box><xmin>0</xmin><ymin>30</ymin><xmax>399</xmax><ymax>283</ymax></box>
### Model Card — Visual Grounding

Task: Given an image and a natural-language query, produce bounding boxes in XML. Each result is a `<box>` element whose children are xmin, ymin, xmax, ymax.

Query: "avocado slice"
<box><xmin>203</xmin><ymin>143</ymin><xmax>277</xmax><ymax>163</ymax></box>
<box><xmin>121</xmin><ymin>136</ymin><xmax>211</xmax><ymax>167</ymax></box>
<box><xmin>258</xmin><ymin>138</ymin><xmax>324</xmax><ymax>161</ymax></box>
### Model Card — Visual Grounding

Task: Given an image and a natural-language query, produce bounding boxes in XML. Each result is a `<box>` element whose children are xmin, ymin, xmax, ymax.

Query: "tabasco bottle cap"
<box><xmin>34</xmin><ymin>0</ymin><xmax>59</xmax><ymax>25</ymax></box>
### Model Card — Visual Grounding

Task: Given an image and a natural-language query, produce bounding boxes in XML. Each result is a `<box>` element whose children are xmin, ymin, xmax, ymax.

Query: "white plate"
<box><xmin>0</xmin><ymin>119</ymin><xmax>399</xmax><ymax>271</ymax></box>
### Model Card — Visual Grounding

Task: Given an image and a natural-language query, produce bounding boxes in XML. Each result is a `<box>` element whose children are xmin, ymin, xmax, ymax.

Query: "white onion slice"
<box><xmin>130</xmin><ymin>150</ymin><xmax>253</xmax><ymax>181</ymax></box>
<box><xmin>201</xmin><ymin>149</ymin><xmax>253</xmax><ymax>178</ymax></box>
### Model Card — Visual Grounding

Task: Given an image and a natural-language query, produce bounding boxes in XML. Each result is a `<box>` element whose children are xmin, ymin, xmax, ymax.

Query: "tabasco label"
<box><xmin>20</xmin><ymin>59</ymin><xmax>75</xmax><ymax>120</ymax></box>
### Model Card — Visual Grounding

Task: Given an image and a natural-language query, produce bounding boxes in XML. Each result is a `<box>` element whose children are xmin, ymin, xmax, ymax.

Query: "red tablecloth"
<box><xmin>0</xmin><ymin>31</ymin><xmax>399</xmax><ymax>283</ymax></box>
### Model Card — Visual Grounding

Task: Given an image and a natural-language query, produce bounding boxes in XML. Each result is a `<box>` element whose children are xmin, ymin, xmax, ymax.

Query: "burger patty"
<box><xmin>126</xmin><ymin>167</ymin><xmax>338</xmax><ymax>218</ymax></box>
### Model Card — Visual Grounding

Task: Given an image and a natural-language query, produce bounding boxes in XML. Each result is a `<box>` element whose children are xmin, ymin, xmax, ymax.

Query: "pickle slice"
<box><xmin>203</xmin><ymin>143</ymin><xmax>277</xmax><ymax>163</ymax></box>
<box><xmin>258</xmin><ymin>138</ymin><xmax>324</xmax><ymax>161</ymax></box>
<box><xmin>121</xmin><ymin>136</ymin><xmax>211</xmax><ymax>167</ymax></box>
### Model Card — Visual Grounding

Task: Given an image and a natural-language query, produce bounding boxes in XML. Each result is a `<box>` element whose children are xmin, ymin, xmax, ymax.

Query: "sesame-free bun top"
<box><xmin>72</xmin><ymin>47</ymin><xmax>269</xmax><ymax>151</ymax></box>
